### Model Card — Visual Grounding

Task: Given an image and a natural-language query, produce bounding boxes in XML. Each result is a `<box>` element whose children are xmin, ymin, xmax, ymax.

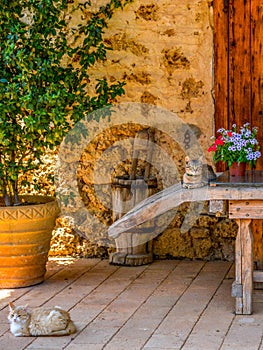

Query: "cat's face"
<box><xmin>8</xmin><ymin>303</ymin><xmax>29</xmax><ymax>325</ymax></box>
<box><xmin>185</xmin><ymin>157</ymin><xmax>203</xmax><ymax>175</ymax></box>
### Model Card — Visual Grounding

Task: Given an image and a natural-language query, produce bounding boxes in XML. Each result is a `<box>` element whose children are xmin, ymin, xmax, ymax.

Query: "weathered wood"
<box><xmin>231</xmin><ymin>218</ymin><xmax>254</xmax><ymax>314</ymax></box>
<box><xmin>108</xmin><ymin>182</ymin><xmax>263</xmax><ymax>314</ymax></box>
<box><xmin>213</xmin><ymin>0</ymin><xmax>229</xmax><ymax>173</ymax></box>
<box><xmin>110</xmin><ymin>127</ymin><xmax>157</xmax><ymax>266</ymax></box>
<box><xmin>108</xmin><ymin>184</ymin><xmax>263</xmax><ymax>238</ymax></box>
<box><xmin>110</xmin><ymin>177</ymin><xmax>157</xmax><ymax>266</ymax></box>
<box><xmin>251</xmin><ymin>2</ymin><xmax>263</xmax><ymax>159</ymax></box>
<box><xmin>6</xmin><ymin>259</ymin><xmax>263</xmax><ymax>349</ymax></box>
<box><xmin>214</xmin><ymin>0</ymin><xmax>263</xmax><ymax>266</ymax></box>
<box><xmin>231</xmin><ymin>281</ymin><xmax>243</xmax><ymax>298</ymax></box>
<box><xmin>235</xmin><ymin>219</ymin><xmax>253</xmax><ymax>315</ymax></box>
<box><xmin>214</xmin><ymin>0</ymin><xmax>263</xmax><ymax>167</ymax></box>
<box><xmin>234</xmin><ymin>219</ymin><xmax>243</xmax><ymax>313</ymax></box>
<box><xmin>229</xmin><ymin>0</ymin><xmax>251</xmax><ymax>125</ymax></box>
<box><xmin>130</xmin><ymin>128</ymin><xmax>155</xmax><ymax>180</ymax></box>
<box><xmin>229</xmin><ymin>199</ymin><xmax>263</xmax><ymax>268</ymax></box>
<box><xmin>252</xmin><ymin>221</ymin><xmax>263</xmax><ymax>270</ymax></box>
<box><xmin>111</xmin><ymin>177</ymin><xmax>157</xmax><ymax>222</ymax></box>
<box><xmin>253</xmin><ymin>270</ymin><xmax>263</xmax><ymax>283</ymax></box>
<box><xmin>243</xmin><ymin>219</ymin><xmax>253</xmax><ymax>315</ymax></box>
<box><xmin>209</xmin><ymin>199</ymin><xmax>226</xmax><ymax>216</ymax></box>
<box><xmin>229</xmin><ymin>200</ymin><xmax>263</xmax><ymax>219</ymax></box>
<box><xmin>183</xmin><ymin>270</ymin><xmax>235</xmax><ymax>350</ymax></box>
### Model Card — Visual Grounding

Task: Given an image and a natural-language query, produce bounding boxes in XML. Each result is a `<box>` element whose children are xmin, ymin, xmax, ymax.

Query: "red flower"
<box><xmin>215</xmin><ymin>138</ymin><xmax>224</xmax><ymax>146</ymax></box>
<box><xmin>227</xmin><ymin>131</ymin><xmax>232</xmax><ymax>137</ymax></box>
<box><xmin>208</xmin><ymin>144</ymin><xmax>217</xmax><ymax>152</ymax></box>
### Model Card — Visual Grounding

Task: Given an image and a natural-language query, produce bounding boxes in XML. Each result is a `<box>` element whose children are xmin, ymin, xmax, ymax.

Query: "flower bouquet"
<box><xmin>208</xmin><ymin>123</ymin><xmax>261</xmax><ymax>169</ymax></box>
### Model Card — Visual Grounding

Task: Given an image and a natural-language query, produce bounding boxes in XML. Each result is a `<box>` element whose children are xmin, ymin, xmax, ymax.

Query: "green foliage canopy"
<box><xmin>0</xmin><ymin>0</ymin><xmax>131</xmax><ymax>205</ymax></box>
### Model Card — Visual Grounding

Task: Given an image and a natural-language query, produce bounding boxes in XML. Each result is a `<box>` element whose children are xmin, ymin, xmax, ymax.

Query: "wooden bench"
<box><xmin>108</xmin><ymin>170</ymin><xmax>263</xmax><ymax>315</ymax></box>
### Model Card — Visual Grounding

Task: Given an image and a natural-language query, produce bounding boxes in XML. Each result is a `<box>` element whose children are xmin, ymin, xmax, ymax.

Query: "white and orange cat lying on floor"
<box><xmin>8</xmin><ymin>302</ymin><xmax>76</xmax><ymax>336</ymax></box>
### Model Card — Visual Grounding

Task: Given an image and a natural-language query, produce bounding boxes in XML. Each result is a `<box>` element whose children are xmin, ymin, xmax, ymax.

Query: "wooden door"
<box><xmin>214</xmin><ymin>0</ymin><xmax>263</xmax><ymax>266</ymax></box>
<box><xmin>214</xmin><ymin>0</ymin><xmax>263</xmax><ymax>171</ymax></box>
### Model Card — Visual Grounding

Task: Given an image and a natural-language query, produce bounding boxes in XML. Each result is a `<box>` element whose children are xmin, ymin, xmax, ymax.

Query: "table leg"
<box><xmin>232</xmin><ymin>218</ymin><xmax>253</xmax><ymax>314</ymax></box>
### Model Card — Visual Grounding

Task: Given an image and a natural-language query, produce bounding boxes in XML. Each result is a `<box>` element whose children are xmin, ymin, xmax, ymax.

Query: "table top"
<box><xmin>210</xmin><ymin>170</ymin><xmax>263</xmax><ymax>187</ymax></box>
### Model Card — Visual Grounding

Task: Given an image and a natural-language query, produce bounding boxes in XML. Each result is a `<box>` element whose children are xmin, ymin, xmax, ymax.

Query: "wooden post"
<box><xmin>229</xmin><ymin>200</ymin><xmax>256</xmax><ymax>314</ymax></box>
<box><xmin>241</xmin><ymin>219</ymin><xmax>253</xmax><ymax>314</ymax></box>
<box><xmin>232</xmin><ymin>219</ymin><xmax>253</xmax><ymax>314</ymax></box>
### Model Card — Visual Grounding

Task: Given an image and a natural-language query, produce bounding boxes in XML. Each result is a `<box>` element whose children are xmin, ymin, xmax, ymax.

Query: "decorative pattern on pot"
<box><xmin>0</xmin><ymin>196</ymin><xmax>60</xmax><ymax>288</ymax></box>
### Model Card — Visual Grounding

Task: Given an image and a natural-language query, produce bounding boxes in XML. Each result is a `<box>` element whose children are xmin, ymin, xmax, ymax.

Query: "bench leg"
<box><xmin>233</xmin><ymin>219</ymin><xmax>253</xmax><ymax>314</ymax></box>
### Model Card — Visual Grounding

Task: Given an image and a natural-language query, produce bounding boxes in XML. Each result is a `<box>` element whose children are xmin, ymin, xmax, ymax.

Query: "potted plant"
<box><xmin>0</xmin><ymin>0</ymin><xmax>130</xmax><ymax>288</ymax></box>
<box><xmin>208</xmin><ymin>122</ymin><xmax>261</xmax><ymax>176</ymax></box>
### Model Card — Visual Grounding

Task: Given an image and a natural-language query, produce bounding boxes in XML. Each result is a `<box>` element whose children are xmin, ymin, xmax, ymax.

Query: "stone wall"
<box><xmin>49</xmin><ymin>0</ymin><xmax>238</xmax><ymax>261</ymax></box>
<box><xmin>89</xmin><ymin>0</ymin><xmax>214</xmax><ymax>136</ymax></box>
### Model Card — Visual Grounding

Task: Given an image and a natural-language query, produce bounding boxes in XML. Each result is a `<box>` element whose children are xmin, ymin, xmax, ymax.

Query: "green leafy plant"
<box><xmin>208</xmin><ymin>123</ymin><xmax>261</xmax><ymax>168</ymax></box>
<box><xmin>0</xmin><ymin>0</ymin><xmax>132</xmax><ymax>206</ymax></box>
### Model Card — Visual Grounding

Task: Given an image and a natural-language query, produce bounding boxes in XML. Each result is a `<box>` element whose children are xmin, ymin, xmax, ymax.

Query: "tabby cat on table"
<box><xmin>182</xmin><ymin>156</ymin><xmax>216</xmax><ymax>189</ymax></box>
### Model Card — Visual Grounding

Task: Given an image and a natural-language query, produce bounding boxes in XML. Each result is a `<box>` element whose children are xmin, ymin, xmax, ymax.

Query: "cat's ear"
<box><xmin>185</xmin><ymin>156</ymin><xmax>190</xmax><ymax>163</ymax></box>
<box><xmin>9</xmin><ymin>302</ymin><xmax>15</xmax><ymax>311</ymax></box>
<box><xmin>199</xmin><ymin>156</ymin><xmax>204</xmax><ymax>163</ymax></box>
<box><xmin>22</xmin><ymin>304</ymin><xmax>29</xmax><ymax>312</ymax></box>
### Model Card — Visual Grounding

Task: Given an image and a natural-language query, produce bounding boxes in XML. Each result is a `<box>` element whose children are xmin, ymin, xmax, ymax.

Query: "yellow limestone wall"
<box><xmin>89</xmin><ymin>0</ymin><xmax>214</xmax><ymax>132</ymax></box>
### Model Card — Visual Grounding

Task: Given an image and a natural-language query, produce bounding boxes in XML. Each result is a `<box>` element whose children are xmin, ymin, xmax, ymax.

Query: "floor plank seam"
<box><xmin>0</xmin><ymin>266</ymin><xmax>65</xmax><ymax>312</ymax></box>
<box><xmin>63</xmin><ymin>263</ymin><xmax>150</xmax><ymax>349</ymax></box>
<box><xmin>139</xmin><ymin>260</ymin><xmax>206</xmax><ymax>350</ymax></box>
<box><xmin>57</xmin><ymin>261</ymin><xmax>124</xmax><ymax>349</ymax></box>
<box><xmin>24</xmin><ymin>259</ymin><xmax>107</xmax><ymax>350</ymax></box>
<box><xmin>40</xmin><ymin>259</ymin><xmax>104</xmax><ymax>309</ymax></box>
<box><xmin>3</xmin><ymin>260</ymin><xmax>260</xmax><ymax>350</ymax></box>
<box><xmin>139</xmin><ymin>260</ymin><xmax>199</xmax><ymax>350</ymax></box>
<box><xmin>217</xmin><ymin>265</ymin><xmax>236</xmax><ymax>350</ymax></box>
<box><xmin>66</xmin><ymin>260</ymin><xmax>118</xmax><ymax>312</ymax></box>
<box><xmin>258</xmin><ymin>335</ymin><xmax>263</xmax><ymax>350</ymax></box>
<box><xmin>100</xmin><ymin>261</ymin><xmax>184</xmax><ymax>350</ymax></box>
<box><xmin>179</xmin><ymin>262</ymin><xmax>234</xmax><ymax>350</ymax></box>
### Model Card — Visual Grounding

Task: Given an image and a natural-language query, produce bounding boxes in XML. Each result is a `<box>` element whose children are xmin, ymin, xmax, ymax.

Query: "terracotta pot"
<box><xmin>0</xmin><ymin>196</ymin><xmax>60</xmax><ymax>288</ymax></box>
<box><xmin>229</xmin><ymin>162</ymin><xmax>246</xmax><ymax>177</ymax></box>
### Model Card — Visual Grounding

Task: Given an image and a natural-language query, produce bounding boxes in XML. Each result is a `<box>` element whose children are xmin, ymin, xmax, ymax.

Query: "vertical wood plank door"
<box><xmin>214</xmin><ymin>0</ymin><xmax>263</xmax><ymax>170</ymax></box>
<box><xmin>214</xmin><ymin>0</ymin><xmax>263</xmax><ymax>266</ymax></box>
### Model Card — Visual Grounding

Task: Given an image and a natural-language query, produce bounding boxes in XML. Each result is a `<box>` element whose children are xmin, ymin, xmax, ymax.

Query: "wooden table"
<box><xmin>108</xmin><ymin>170</ymin><xmax>263</xmax><ymax>314</ymax></box>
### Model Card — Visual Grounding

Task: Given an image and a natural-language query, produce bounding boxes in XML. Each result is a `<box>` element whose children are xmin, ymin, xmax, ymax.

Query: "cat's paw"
<box><xmin>191</xmin><ymin>182</ymin><xmax>206</xmax><ymax>188</ymax></box>
<box><xmin>183</xmin><ymin>182</ymin><xmax>206</xmax><ymax>189</ymax></box>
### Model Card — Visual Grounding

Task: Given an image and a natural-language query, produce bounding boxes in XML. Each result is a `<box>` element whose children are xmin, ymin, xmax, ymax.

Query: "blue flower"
<box><xmin>246</xmin><ymin>153</ymin><xmax>254</xmax><ymax>161</ymax></box>
<box><xmin>234</xmin><ymin>134</ymin><xmax>241</xmax><ymax>140</ymax></box>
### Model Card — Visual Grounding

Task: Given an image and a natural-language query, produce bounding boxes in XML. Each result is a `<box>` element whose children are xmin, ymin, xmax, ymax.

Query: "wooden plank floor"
<box><xmin>1</xmin><ymin>258</ymin><xmax>263</xmax><ymax>349</ymax></box>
